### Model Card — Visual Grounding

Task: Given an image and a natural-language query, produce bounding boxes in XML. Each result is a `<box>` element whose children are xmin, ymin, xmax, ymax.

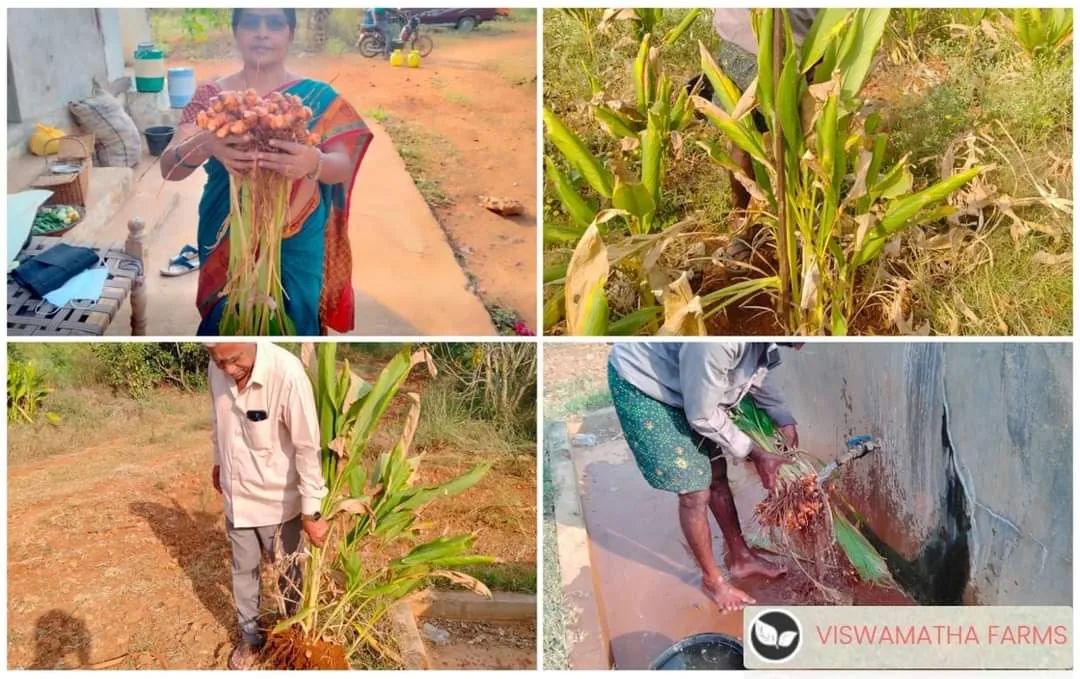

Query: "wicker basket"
<box><xmin>31</xmin><ymin>135</ymin><xmax>93</xmax><ymax>206</ymax></box>
<box><xmin>31</xmin><ymin>205</ymin><xmax>87</xmax><ymax>238</ymax></box>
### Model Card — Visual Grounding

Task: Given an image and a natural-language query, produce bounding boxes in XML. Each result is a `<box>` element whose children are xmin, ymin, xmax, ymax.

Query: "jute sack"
<box><xmin>69</xmin><ymin>81</ymin><xmax>141</xmax><ymax>168</ymax></box>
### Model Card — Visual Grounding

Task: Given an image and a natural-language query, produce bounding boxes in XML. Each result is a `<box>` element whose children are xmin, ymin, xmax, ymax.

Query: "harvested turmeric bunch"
<box><xmin>756</xmin><ymin>473</ymin><xmax>827</xmax><ymax>535</ymax></box>
<box><xmin>196</xmin><ymin>89</ymin><xmax>320</xmax><ymax>152</ymax></box>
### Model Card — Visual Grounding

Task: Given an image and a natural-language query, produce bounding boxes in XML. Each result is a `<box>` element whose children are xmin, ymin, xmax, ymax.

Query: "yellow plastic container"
<box><xmin>29</xmin><ymin>123</ymin><xmax>65</xmax><ymax>156</ymax></box>
<box><xmin>389</xmin><ymin>49</ymin><xmax>404</xmax><ymax>67</ymax></box>
<box><xmin>407</xmin><ymin>49</ymin><xmax>421</xmax><ymax>68</ymax></box>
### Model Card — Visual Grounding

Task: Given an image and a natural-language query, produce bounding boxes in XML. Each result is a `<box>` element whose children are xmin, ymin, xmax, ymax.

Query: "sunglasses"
<box><xmin>237</xmin><ymin>14</ymin><xmax>290</xmax><ymax>33</ymax></box>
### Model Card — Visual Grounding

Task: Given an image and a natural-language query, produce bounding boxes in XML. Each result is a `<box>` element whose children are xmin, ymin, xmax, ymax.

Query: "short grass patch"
<box><xmin>443</xmin><ymin>90</ymin><xmax>473</xmax><ymax>107</ymax></box>
<box><xmin>382</xmin><ymin>117</ymin><xmax>456</xmax><ymax>209</ymax></box>
<box><xmin>544</xmin><ymin>376</ymin><xmax>612</xmax><ymax>421</ymax></box>
<box><xmin>914</xmin><ymin>230</ymin><xmax>1072</xmax><ymax>335</ymax></box>
<box><xmin>362</xmin><ymin>107</ymin><xmax>390</xmax><ymax>123</ymax></box>
<box><xmin>8</xmin><ymin>388</ymin><xmax>205</xmax><ymax>466</ymax></box>
<box><xmin>455</xmin><ymin>561</ymin><xmax>536</xmax><ymax>593</ymax></box>
<box><xmin>542</xmin><ymin>444</ymin><xmax>570</xmax><ymax>669</ymax></box>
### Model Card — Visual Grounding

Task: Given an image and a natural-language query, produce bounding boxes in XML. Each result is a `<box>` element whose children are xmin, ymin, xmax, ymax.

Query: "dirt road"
<box><xmin>172</xmin><ymin>21</ymin><xmax>537</xmax><ymax>331</ymax></box>
<box><xmin>7</xmin><ymin>389</ymin><xmax>535</xmax><ymax>669</ymax></box>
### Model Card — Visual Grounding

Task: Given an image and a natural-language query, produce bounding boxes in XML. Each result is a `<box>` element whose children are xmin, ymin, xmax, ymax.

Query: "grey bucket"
<box><xmin>649</xmin><ymin>633</ymin><xmax>744</xmax><ymax>670</ymax></box>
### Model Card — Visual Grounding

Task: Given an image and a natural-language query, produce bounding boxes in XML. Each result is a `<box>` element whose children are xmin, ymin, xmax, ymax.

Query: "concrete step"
<box><xmin>73</xmin><ymin>185</ymin><xmax>179</xmax><ymax>248</ymax></box>
<box><xmin>105</xmin><ymin>164</ymin><xmax>206</xmax><ymax>335</ymax></box>
<box><xmin>9</xmin><ymin>152</ymin><xmax>169</xmax><ymax>252</ymax></box>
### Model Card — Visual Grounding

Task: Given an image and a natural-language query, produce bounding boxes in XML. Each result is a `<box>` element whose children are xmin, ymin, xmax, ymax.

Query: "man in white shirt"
<box><xmin>207</xmin><ymin>342</ymin><xmax>330</xmax><ymax>670</ymax></box>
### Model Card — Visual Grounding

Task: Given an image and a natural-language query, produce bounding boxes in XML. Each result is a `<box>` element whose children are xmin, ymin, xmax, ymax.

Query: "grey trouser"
<box><xmin>226</xmin><ymin>515</ymin><xmax>303</xmax><ymax>645</ymax></box>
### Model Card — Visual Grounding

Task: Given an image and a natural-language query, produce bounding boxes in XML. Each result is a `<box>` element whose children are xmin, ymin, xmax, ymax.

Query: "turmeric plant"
<box><xmin>694</xmin><ymin>9</ymin><xmax>984</xmax><ymax>334</ymax></box>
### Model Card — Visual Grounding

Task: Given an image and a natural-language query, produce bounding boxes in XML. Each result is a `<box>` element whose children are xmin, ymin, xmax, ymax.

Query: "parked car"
<box><xmin>409</xmin><ymin>8</ymin><xmax>508</xmax><ymax>32</ymax></box>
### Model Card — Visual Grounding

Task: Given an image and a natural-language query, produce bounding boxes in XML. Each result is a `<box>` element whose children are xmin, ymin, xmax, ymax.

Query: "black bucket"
<box><xmin>649</xmin><ymin>633</ymin><xmax>744</xmax><ymax>670</ymax></box>
<box><xmin>144</xmin><ymin>125</ymin><xmax>175</xmax><ymax>156</ymax></box>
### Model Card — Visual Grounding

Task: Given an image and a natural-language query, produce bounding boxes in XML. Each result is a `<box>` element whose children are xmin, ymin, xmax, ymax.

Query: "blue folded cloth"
<box><xmin>11</xmin><ymin>243</ymin><xmax>99</xmax><ymax>298</ymax></box>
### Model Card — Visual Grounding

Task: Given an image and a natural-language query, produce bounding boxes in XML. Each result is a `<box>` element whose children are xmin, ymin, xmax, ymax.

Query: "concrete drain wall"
<box><xmin>770</xmin><ymin>343</ymin><xmax>1071</xmax><ymax>605</ymax></box>
<box><xmin>389</xmin><ymin>591</ymin><xmax>536</xmax><ymax>669</ymax></box>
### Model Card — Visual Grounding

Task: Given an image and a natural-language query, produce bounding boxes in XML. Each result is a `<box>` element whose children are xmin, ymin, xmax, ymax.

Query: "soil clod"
<box><xmin>262</xmin><ymin>626</ymin><xmax>349</xmax><ymax>670</ymax></box>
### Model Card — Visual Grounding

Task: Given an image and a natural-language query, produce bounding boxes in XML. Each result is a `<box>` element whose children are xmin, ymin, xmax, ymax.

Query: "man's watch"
<box><xmin>302</xmin><ymin>511</ymin><xmax>322</xmax><ymax>522</ymax></box>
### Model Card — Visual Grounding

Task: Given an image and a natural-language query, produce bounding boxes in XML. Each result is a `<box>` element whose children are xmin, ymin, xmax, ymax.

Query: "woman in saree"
<box><xmin>161</xmin><ymin>8</ymin><xmax>373</xmax><ymax>335</ymax></box>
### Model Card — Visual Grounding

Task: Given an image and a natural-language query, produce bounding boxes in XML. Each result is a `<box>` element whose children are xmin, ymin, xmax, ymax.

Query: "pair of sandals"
<box><xmin>160</xmin><ymin>244</ymin><xmax>201</xmax><ymax>277</ymax></box>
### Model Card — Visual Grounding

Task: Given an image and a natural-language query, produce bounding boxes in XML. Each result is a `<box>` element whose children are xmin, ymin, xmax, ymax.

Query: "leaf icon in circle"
<box><xmin>755</xmin><ymin>619</ymin><xmax>778</xmax><ymax>646</ymax></box>
<box><xmin>778</xmin><ymin>630</ymin><xmax>798</xmax><ymax>648</ymax></box>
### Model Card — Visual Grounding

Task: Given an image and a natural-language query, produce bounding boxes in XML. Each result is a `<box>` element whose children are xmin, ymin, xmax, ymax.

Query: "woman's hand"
<box><xmin>206</xmin><ymin>133</ymin><xmax>256</xmax><ymax>175</ymax></box>
<box><xmin>255</xmin><ymin>139</ymin><xmax>321</xmax><ymax>179</ymax></box>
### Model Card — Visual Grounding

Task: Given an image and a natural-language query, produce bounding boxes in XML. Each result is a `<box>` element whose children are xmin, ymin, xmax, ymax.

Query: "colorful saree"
<box><xmin>181</xmin><ymin>78</ymin><xmax>373</xmax><ymax>335</ymax></box>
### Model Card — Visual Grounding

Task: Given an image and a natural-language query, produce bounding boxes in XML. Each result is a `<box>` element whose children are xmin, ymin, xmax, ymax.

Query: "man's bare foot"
<box><xmin>702</xmin><ymin>575</ymin><xmax>756</xmax><ymax>613</ymax></box>
<box><xmin>729</xmin><ymin>551</ymin><xmax>788</xmax><ymax>580</ymax></box>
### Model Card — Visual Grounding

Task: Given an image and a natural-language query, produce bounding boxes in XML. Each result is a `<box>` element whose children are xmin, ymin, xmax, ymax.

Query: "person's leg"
<box><xmin>729</xmin><ymin>147</ymin><xmax>753</xmax><ymax>211</ymax></box>
<box><xmin>267</xmin><ymin>515</ymin><xmax>304</xmax><ymax>618</ymax></box>
<box><xmin>608</xmin><ymin>363</ymin><xmax>753</xmax><ymax>613</ymax></box>
<box><xmin>225</xmin><ymin>520</ymin><xmax>265</xmax><ymax>668</ymax></box>
<box><xmin>708</xmin><ymin>456</ymin><xmax>786</xmax><ymax>579</ymax></box>
<box><xmin>678</xmin><ymin>489</ymin><xmax>755</xmax><ymax>613</ymax></box>
<box><xmin>378</xmin><ymin>20</ymin><xmax>392</xmax><ymax>58</ymax></box>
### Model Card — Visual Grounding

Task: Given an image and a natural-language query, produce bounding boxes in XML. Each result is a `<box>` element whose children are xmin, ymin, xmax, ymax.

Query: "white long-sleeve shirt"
<box><xmin>712</xmin><ymin>8</ymin><xmax>818</xmax><ymax>54</ymax></box>
<box><xmin>609</xmin><ymin>342</ymin><xmax>795</xmax><ymax>460</ymax></box>
<box><xmin>210</xmin><ymin>343</ymin><xmax>328</xmax><ymax>528</ymax></box>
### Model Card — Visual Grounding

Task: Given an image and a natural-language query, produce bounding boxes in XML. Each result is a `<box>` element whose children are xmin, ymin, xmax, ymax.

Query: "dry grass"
<box><xmin>414</xmin><ymin>449</ymin><xmax>537</xmax><ymax>593</ymax></box>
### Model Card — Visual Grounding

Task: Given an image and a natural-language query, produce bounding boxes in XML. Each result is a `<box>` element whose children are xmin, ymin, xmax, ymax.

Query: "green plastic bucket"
<box><xmin>134</xmin><ymin>42</ymin><xmax>165</xmax><ymax>93</ymax></box>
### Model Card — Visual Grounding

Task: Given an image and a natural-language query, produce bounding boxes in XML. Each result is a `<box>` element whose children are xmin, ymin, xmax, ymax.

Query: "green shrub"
<box><xmin>326</xmin><ymin>8</ymin><xmax>363</xmax><ymax>44</ymax></box>
<box><xmin>7</xmin><ymin>360</ymin><xmax>57</xmax><ymax>424</ymax></box>
<box><xmin>430</xmin><ymin>343</ymin><xmax>537</xmax><ymax>443</ymax></box>
<box><xmin>178</xmin><ymin>8</ymin><xmax>230</xmax><ymax>43</ymax></box>
<box><xmin>92</xmin><ymin>343</ymin><xmax>207</xmax><ymax>398</ymax></box>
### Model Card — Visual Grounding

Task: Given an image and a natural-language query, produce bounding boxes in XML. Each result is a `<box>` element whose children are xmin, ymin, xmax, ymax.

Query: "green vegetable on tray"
<box><xmin>31</xmin><ymin>206</ymin><xmax>81</xmax><ymax>235</ymax></box>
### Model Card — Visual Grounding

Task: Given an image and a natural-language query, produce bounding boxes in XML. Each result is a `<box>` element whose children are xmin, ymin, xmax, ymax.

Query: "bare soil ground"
<box><xmin>543</xmin><ymin>343</ymin><xmax>609</xmax><ymax>388</ymax></box>
<box><xmin>543</xmin><ymin>343</ymin><xmax>612</xmax><ymax>421</ymax></box>
<box><xmin>171</xmin><ymin>21</ymin><xmax>538</xmax><ymax>331</ymax></box>
<box><xmin>7</xmin><ymin>388</ymin><xmax>535</xmax><ymax>669</ymax></box>
<box><xmin>422</xmin><ymin>618</ymin><xmax>536</xmax><ymax>669</ymax></box>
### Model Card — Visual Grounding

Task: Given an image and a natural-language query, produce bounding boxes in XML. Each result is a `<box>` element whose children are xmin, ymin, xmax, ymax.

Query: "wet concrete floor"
<box><xmin>572</xmin><ymin>437</ymin><xmax>912</xmax><ymax>669</ymax></box>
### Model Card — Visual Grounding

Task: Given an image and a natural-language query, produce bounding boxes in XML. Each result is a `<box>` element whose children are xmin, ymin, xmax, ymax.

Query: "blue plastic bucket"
<box><xmin>168</xmin><ymin>67</ymin><xmax>196</xmax><ymax>108</ymax></box>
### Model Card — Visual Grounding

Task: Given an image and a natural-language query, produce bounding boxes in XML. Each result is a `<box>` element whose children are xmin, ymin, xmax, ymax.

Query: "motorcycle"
<box><xmin>358</xmin><ymin>12</ymin><xmax>434</xmax><ymax>58</ymax></box>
